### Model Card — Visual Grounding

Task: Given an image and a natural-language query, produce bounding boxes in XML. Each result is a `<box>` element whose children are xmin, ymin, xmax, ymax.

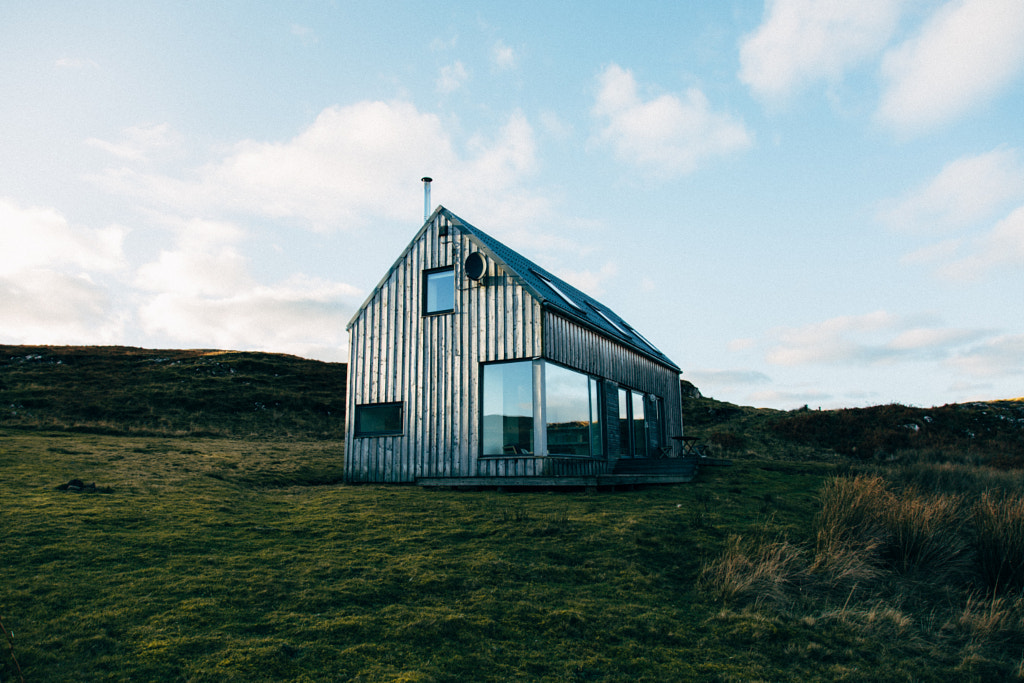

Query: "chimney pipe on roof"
<box><xmin>421</xmin><ymin>177</ymin><xmax>432</xmax><ymax>222</ymax></box>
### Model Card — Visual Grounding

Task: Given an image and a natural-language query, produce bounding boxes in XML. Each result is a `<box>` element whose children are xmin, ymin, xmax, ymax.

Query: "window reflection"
<box><xmin>632</xmin><ymin>391</ymin><xmax>647</xmax><ymax>457</ymax></box>
<box><xmin>424</xmin><ymin>268</ymin><xmax>454</xmax><ymax>314</ymax></box>
<box><xmin>482</xmin><ymin>362</ymin><xmax>534</xmax><ymax>454</ymax></box>
<box><xmin>546</xmin><ymin>363</ymin><xmax>591</xmax><ymax>455</ymax></box>
<box><xmin>618</xmin><ymin>387</ymin><xmax>630</xmax><ymax>457</ymax></box>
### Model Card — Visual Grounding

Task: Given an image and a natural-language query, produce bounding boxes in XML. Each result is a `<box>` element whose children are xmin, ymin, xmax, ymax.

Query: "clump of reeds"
<box><xmin>701</xmin><ymin>468</ymin><xmax>1024</xmax><ymax>679</ymax></box>
<box><xmin>699</xmin><ymin>534</ymin><xmax>806</xmax><ymax>606</ymax></box>
<box><xmin>973</xmin><ymin>491</ymin><xmax>1024</xmax><ymax>593</ymax></box>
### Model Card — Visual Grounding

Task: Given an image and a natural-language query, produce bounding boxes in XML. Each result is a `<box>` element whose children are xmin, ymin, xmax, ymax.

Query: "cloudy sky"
<box><xmin>2</xmin><ymin>1</ymin><xmax>1022</xmax><ymax>409</ymax></box>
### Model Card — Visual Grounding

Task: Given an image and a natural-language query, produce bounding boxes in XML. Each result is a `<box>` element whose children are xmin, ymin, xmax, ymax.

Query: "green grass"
<box><xmin>3</xmin><ymin>430</ymin><xmax>838</xmax><ymax>681</ymax></box>
<box><xmin>4</xmin><ymin>346</ymin><xmax>1024</xmax><ymax>680</ymax></box>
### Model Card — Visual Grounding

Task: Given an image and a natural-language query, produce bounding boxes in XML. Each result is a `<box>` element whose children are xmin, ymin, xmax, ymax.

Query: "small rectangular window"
<box><xmin>354</xmin><ymin>402</ymin><xmax>404</xmax><ymax>437</ymax></box>
<box><xmin>424</xmin><ymin>267</ymin><xmax>455</xmax><ymax>314</ymax></box>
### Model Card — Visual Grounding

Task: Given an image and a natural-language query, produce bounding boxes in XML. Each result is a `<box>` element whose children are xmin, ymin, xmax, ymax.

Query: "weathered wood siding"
<box><xmin>345</xmin><ymin>213</ymin><xmax>542</xmax><ymax>483</ymax></box>
<box><xmin>543</xmin><ymin>310</ymin><xmax>683</xmax><ymax>444</ymax></box>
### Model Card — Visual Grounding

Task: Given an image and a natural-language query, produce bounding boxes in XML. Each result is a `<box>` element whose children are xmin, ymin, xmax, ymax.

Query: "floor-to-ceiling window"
<box><xmin>618</xmin><ymin>387</ymin><xmax>630</xmax><ymax>457</ymax></box>
<box><xmin>631</xmin><ymin>390</ymin><xmax>647</xmax><ymax>457</ymax></box>
<box><xmin>482</xmin><ymin>360</ymin><xmax>606</xmax><ymax>458</ymax></box>
<box><xmin>589</xmin><ymin>378</ymin><xmax>603</xmax><ymax>458</ymax></box>
<box><xmin>545</xmin><ymin>363</ymin><xmax>592</xmax><ymax>455</ymax></box>
<box><xmin>482</xmin><ymin>361</ymin><xmax>534</xmax><ymax>455</ymax></box>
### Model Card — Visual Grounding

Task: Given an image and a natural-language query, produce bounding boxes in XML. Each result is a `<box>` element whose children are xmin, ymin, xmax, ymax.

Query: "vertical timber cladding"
<box><xmin>466</xmin><ymin>223</ymin><xmax>544</xmax><ymax>479</ymax></box>
<box><xmin>345</xmin><ymin>212</ymin><xmax>544</xmax><ymax>483</ymax></box>
<box><xmin>543</xmin><ymin>310</ymin><xmax>683</xmax><ymax>442</ymax></box>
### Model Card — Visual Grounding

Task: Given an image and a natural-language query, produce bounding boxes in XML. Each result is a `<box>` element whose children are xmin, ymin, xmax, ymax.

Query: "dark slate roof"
<box><xmin>443</xmin><ymin>207</ymin><xmax>680</xmax><ymax>372</ymax></box>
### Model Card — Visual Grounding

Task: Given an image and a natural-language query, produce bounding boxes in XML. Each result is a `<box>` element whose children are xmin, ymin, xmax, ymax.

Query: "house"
<box><xmin>344</xmin><ymin>203</ymin><xmax>691</xmax><ymax>487</ymax></box>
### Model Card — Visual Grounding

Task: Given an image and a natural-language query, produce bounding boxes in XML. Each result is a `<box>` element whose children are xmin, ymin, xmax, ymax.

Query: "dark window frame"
<box><xmin>353</xmin><ymin>402</ymin><xmax>404</xmax><ymax>437</ymax></box>
<box><xmin>423</xmin><ymin>266</ymin><xmax>455</xmax><ymax>316</ymax></box>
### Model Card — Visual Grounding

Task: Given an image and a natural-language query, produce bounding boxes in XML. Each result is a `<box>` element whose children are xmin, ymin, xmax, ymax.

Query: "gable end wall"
<box><xmin>345</xmin><ymin>214</ymin><xmax>543</xmax><ymax>483</ymax></box>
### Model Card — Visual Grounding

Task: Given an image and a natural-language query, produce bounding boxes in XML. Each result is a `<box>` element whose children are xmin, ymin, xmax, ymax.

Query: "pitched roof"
<box><xmin>444</xmin><ymin>208</ymin><xmax>680</xmax><ymax>372</ymax></box>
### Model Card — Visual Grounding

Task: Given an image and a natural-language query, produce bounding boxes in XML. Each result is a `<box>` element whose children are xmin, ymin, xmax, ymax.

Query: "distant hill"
<box><xmin>0</xmin><ymin>345</ymin><xmax>347</xmax><ymax>438</ymax></box>
<box><xmin>681</xmin><ymin>391</ymin><xmax>1024</xmax><ymax>468</ymax></box>
<box><xmin>2</xmin><ymin>345</ymin><xmax>1021</xmax><ymax>466</ymax></box>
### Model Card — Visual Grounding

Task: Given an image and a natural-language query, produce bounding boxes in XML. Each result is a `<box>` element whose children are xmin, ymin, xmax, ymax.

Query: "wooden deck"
<box><xmin>417</xmin><ymin>456</ymin><xmax>699</xmax><ymax>489</ymax></box>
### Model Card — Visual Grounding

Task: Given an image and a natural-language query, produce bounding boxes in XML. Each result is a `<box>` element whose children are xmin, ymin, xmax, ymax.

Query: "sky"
<box><xmin>1</xmin><ymin>0</ymin><xmax>1023</xmax><ymax>410</ymax></box>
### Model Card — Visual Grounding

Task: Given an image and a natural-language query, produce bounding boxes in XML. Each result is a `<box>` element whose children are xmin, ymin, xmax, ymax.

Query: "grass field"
<box><xmin>3</xmin><ymin>346</ymin><xmax>1023</xmax><ymax>681</ymax></box>
<box><xmin>2</xmin><ymin>429</ymin><xmax>836</xmax><ymax>682</ymax></box>
<box><xmin>5</xmin><ymin>430</ymin><xmax>1023</xmax><ymax>681</ymax></box>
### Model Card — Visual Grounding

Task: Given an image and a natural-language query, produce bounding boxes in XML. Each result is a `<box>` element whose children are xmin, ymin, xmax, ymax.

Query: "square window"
<box><xmin>354</xmin><ymin>403</ymin><xmax>404</xmax><ymax>437</ymax></box>
<box><xmin>424</xmin><ymin>268</ymin><xmax>455</xmax><ymax>314</ymax></box>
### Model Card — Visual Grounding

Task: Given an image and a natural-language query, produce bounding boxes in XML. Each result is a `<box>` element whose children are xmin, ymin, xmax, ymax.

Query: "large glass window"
<box><xmin>424</xmin><ymin>267</ymin><xmax>454</xmax><ymax>314</ymax></box>
<box><xmin>482</xmin><ymin>362</ymin><xmax>534</xmax><ymax>455</ymax></box>
<box><xmin>354</xmin><ymin>403</ymin><xmax>403</xmax><ymax>437</ymax></box>
<box><xmin>632</xmin><ymin>391</ymin><xmax>647</xmax><ymax>457</ymax></box>
<box><xmin>482</xmin><ymin>361</ymin><xmax>607</xmax><ymax>458</ymax></box>
<box><xmin>545</xmin><ymin>364</ymin><xmax>591</xmax><ymax>456</ymax></box>
<box><xmin>618</xmin><ymin>387</ymin><xmax>631</xmax><ymax>457</ymax></box>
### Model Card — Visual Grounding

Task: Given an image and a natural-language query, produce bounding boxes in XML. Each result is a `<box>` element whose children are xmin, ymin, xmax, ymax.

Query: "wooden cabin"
<box><xmin>344</xmin><ymin>206</ymin><xmax>692</xmax><ymax>487</ymax></box>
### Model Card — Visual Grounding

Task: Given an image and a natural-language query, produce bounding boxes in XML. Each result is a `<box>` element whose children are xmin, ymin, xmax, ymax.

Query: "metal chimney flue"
<box><xmin>421</xmin><ymin>177</ymin><xmax>432</xmax><ymax>222</ymax></box>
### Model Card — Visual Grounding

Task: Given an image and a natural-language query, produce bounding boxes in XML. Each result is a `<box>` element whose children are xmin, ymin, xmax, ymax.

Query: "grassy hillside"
<box><xmin>682</xmin><ymin>393</ymin><xmax>1024</xmax><ymax>468</ymax></box>
<box><xmin>0</xmin><ymin>345</ymin><xmax>347</xmax><ymax>438</ymax></box>
<box><xmin>2</xmin><ymin>346</ymin><xmax>1023</xmax><ymax>680</ymax></box>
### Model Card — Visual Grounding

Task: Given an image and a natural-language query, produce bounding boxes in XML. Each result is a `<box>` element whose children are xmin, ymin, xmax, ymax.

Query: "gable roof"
<box><xmin>446</xmin><ymin>208</ymin><xmax>679</xmax><ymax>372</ymax></box>
<box><xmin>348</xmin><ymin>206</ymin><xmax>680</xmax><ymax>372</ymax></box>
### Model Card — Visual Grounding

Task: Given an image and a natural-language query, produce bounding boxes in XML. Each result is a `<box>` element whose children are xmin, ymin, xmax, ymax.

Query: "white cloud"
<box><xmin>0</xmin><ymin>198</ymin><xmax>126</xmax><ymax>276</ymax></box>
<box><xmin>739</xmin><ymin>0</ymin><xmax>906</xmax><ymax>99</ymax></box>
<box><xmin>937</xmin><ymin>204</ymin><xmax>1024</xmax><ymax>279</ymax></box>
<box><xmin>949</xmin><ymin>334</ymin><xmax>1024</xmax><ymax>379</ymax></box>
<box><xmin>437</xmin><ymin>61</ymin><xmax>469</xmax><ymax>93</ymax></box>
<box><xmin>880</xmin><ymin>147</ymin><xmax>1024</xmax><ymax>232</ymax></box>
<box><xmin>687</xmin><ymin>369</ymin><xmax>772</xmax><ymax>387</ymax></box>
<box><xmin>878</xmin><ymin>0</ymin><xmax>1024</xmax><ymax>132</ymax></box>
<box><xmin>766</xmin><ymin>311</ymin><xmax>985</xmax><ymax>366</ymax></box>
<box><xmin>556</xmin><ymin>262</ymin><xmax>618</xmax><ymax>296</ymax></box>
<box><xmin>135</xmin><ymin>219</ymin><xmax>251</xmax><ymax>297</ymax></box>
<box><xmin>135</xmin><ymin>219</ymin><xmax>361</xmax><ymax>360</ymax></box>
<box><xmin>86</xmin><ymin>123</ymin><xmax>183</xmax><ymax>162</ymax></box>
<box><xmin>493</xmin><ymin>40</ymin><xmax>516</xmax><ymax>70</ymax></box>
<box><xmin>0</xmin><ymin>198</ymin><xmax>129</xmax><ymax>344</ymax></box>
<box><xmin>93</xmin><ymin>101</ymin><xmax>544</xmax><ymax>233</ymax></box>
<box><xmin>748</xmin><ymin>388</ymin><xmax>835</xmax><ymax>409</ymax></box>
<box><xmin>592</xmin><ymin>64</ymin><xmax>751</xmax><ymax>177</ymax></box>
<box><xmin>55</xmin><ymin>57</ymin><xmax>99</xmax><ymax>70</ymax></box>
<box><xmin>0</xmin><ymin>269</ymin><xmax>126</xmax><ymax>345</ymax></box>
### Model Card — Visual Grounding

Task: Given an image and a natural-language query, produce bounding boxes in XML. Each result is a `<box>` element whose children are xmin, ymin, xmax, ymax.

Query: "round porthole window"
<box><xmin>465</xmin><ymin>252</ymin><xmax>486</xmax><ymax>281</ymax></box>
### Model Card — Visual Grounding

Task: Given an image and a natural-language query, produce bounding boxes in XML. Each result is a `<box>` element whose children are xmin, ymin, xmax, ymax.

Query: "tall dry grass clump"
<box><xmin>701</xmin><ymin>466</ymin><xmax>1024</xmax><ymax>680</ymax></box>
<box><xmin>699</xmin><ymin>534</ymin><xmax>807</xmax><ymax>606</ymax></box>
<box><xmin>809</xmin><ymin>475</ymin><xmax>887</xmax><ymax>590</ymax></box>
<box><xmin>973</xmin><ymin>491</ymin><xmax>1024</xmax><ymax>593</ymax></box>
<box><xmin>811</xmin><ymin>475</ymin><xmax>968</xmax><ymax>581</ymax></box>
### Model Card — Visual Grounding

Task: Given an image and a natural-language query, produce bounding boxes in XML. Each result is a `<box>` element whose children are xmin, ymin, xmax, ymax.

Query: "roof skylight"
<box><xmin>587</xmin><ymin>302</ymin><xmax>629</xmax><ymax>337</ymax></box>
<box><xmin>532</xmin><ymin>270</ymin><xmax>582</xmax><ymax>311</ymax></box>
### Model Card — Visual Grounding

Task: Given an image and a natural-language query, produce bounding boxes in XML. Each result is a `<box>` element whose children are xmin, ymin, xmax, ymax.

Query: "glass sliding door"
<box><xmin>482</xmin><ymin>361</ymin><xmax>534</xmax><ymax>455</ymax></box>
<box><xmin>631</xmin><ymin>391</ymin><xmax>647</xmax><ymax>457</ymax></box>
<box><xmin>545</xmin><ymin>363</ymin><xmax>591</xmax><ymax>455</ymax></box>
<box><xmin>618</xmin><ymin>387</ymin><xmax>631</xmax><ymax>457</ymax></box>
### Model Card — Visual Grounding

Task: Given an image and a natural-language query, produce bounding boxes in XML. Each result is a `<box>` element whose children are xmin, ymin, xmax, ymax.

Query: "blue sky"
<box><xmin>1</xmin><ymin>0</ymin><xmax>1022</xmax><ymax>409</ymax></box>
